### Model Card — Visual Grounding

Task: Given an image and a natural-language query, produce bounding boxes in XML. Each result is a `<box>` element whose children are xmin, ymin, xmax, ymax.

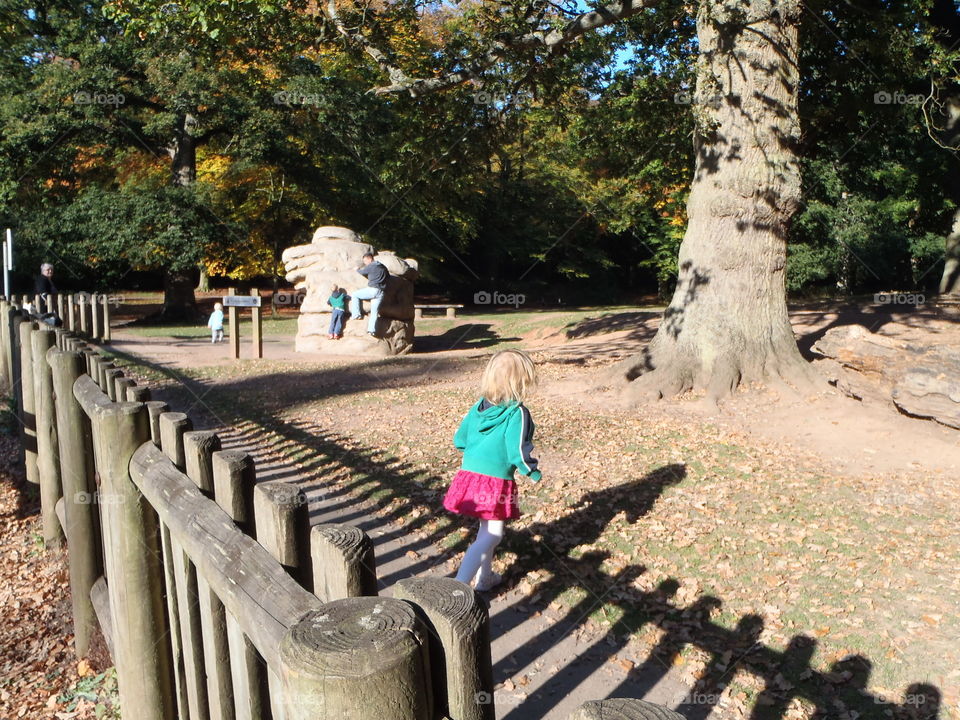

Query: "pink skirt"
<box><xmin>443</xmin><ymin>470</ymin><xmax>520</xmax><ymax>520</ymax></box>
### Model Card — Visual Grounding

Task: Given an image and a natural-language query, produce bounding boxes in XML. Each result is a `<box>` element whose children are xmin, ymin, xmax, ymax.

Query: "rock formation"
<box><xmin>281</xmin><ymin>226</ymin><xmax>418</xmax><ymax>355</ymax></box>
<box><xmin>811</xmin><ymin>324</ymin><xmax>960</xmax><ymax>430</ymax></box>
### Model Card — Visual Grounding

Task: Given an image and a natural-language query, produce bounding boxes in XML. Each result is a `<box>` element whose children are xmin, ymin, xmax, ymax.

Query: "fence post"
<box><xmin>254</xmin><ymin>481</ymin><xmax>311</xmax><ymax>588</ymax></box>
<box><xmin>212</xmin><ymin>449</ymin><xmax>268</xmax><ymax>720</ymax></box>
<box><xmin>80</xmin><ymin>348</ymin><xmax>98</xmax><ymax>378</ymax></box>
<box><xmin>184</xmin><ymin>431</ymin><xmax>220</xmax><ymax>494</ymax></box>
<box><xmin>128</xmin><ymin>385</ymin><xmax>151</xmax><ymax>402</ymax></box>
<box><xmin>95</xmin><ymin>359</ymin><xmax>114</xmax><ymax>391</ymax></box>
<box><xmin>253</xmin><ymin>481</ymin><xmax>304</xmax><ymax>718</ymax></box>
<box><xmin>0</xmin><ymin>299</ymin><xmax>8</xmax><ymax>389</ymax></box>
<box><xmin>48</xmin><ymin>347</ymin><xmax>100</xmax><ymax>656</ymax></box>
<box><xmin>77</xmin><ymin>386</ymin><xmax>174</xmax><ymax>720</ymax></box>
<box><xmin>4</xmin><ymin>303</ymin><xmax>18</xmax><ymax>389</ymax></box>
<box><xmin>309</xmin><ymin>524</ymin><xmax>377</xmax><ymax>602</ymax></box>
<box><xmin>67</xmin><ymin>294</ymin><xmax>76</xmax><ymax>332</ymax></box>
<box><xmin>20</xmin><ymin>320</ymin><xmax>39</xmax><ymax>485</ymax></box>
<box><xmin>78</xmin><ymin>294</ymin><xmax>89</xmax><ymax>337</ymax></box>
<box><xmin>115</xmin><ymin>376</ymin><xmax>136</xmax><ymax>401</ymax></box>
<box><xmin>104</xmin><ymin>368</ymin><xmax>124</xmax><ymax>402</ymax></box>
<box><xmin>158</xmin><ymin>412</ymin><xmax>209</xmax><ymax>720</ymax></box>
<box><xmin>394</xmin><ymin>577</ymin><xmax>494</xmax><ymax>720</ymax></box>
<box><xmin>212</xmin><ymin>450</ymin><xmax>257</xmax><ymax>534</ymax></box>
<box><xmin>279</xmin><ymin>597</ymin><xmax>432</xmax><ymax>720</ymax></box>
<box><xmin>145</xmin><ymin>401</ymin><xmax>169</xmax><ymax>445</ymax></box>
<box><xmin>228</xmin><ymin>287</ymin><xmax>240</xmax><ymax>359</ymax></box>
<box><xmin>251</xmin><ymin>288</ymin><xmax>262</xmax><ymax>359</ymax></box>
<box><xmin>90</xmin><ymin>293</ymin><xmax>101</xmax><ymax>341</ymax></box>
<box><xmin>155</xmin><ymin>412</ymin><xmax>190</xmax><ymax>717</ymax></box>
<box><xmin>32</xmin><ymin>326</ymin><xmax>63</xmax><ymax>546</ymax></box>
<box><xmin>102</xmin><ymin>295</ymin><xmax>111</xmax><ymax>343</ymax></box>
<box><xmin>184</xmin><ymin>431</ymin><xmax>234</xmax><ymax>720</ymax></box>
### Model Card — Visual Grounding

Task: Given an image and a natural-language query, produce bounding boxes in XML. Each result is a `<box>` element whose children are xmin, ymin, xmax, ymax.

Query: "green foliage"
<box><xmin>1</xmin><ymin>0</ymin><xmax>958</xmax><ymax>302</ymax></box>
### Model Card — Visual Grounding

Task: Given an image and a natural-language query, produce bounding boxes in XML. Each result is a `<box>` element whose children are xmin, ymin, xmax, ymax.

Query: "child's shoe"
<box><xmin>473</xmin><ymin>572</ymin><xmax>502</xmax><ymax>592</ymax></box>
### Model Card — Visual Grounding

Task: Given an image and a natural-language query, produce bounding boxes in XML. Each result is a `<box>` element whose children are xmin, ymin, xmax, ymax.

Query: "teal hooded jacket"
<box><xmin>454</xmin><ymin>399</ymin><xmax>541</xmax><ymax>482</ymax></box>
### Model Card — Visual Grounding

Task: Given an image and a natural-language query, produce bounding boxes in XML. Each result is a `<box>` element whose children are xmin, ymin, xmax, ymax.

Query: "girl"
<box><xmin>444</xmin><ymin>349</ymin><xmax>541</xmax><ymax>591</ymax></box>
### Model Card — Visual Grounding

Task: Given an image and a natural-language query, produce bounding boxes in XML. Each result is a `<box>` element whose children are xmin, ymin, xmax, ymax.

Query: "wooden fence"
<box><xmin>0</xmin><ymin>296</ymin><xmax>677</xmax><ymax>720</ymax></box>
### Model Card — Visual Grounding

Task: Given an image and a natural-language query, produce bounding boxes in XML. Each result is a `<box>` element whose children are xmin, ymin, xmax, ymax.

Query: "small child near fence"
<box><xmin>208</xmin><ymin>303</ymin><xmax>224</xmax><ymax>343</ymax></box>
<box><xmin>444</xmin><ymin>349</ymin><xmax>541</xmax><ymax>591</ymax></box>
<box><xmin>327</xmin><ymin>284</ymin><xmax>348</xmax><ymax>340</ymax></box>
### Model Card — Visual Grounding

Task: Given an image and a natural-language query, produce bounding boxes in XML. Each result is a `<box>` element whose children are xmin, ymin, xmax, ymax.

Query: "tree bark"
<box><xmin>197</xmin><ymin>264</ymin><xmax>211</xmax><ymax>292</ymax></box>
<box><xmin>940</xmin><ymin>204</ymin><xmax>960</xmax><ymax>295</ymax></box>
<box><xmin>162</xmin><ymin>269</ymin><xmax>200</xmax><ymax>322</ymax></box>
<box><xmin>617</xmin><ymin>0</ymin><xmax>817</xmax><ymax>401</ymax></box>
<box><xmin>161</xmin><ymin>112</ymin><xmax>200</xmax><ymax>320</ymax></box>
<box><xmin>928</xmin><ymin>1</ymin><xmax>960</xmax><ymax>295</ymax></box>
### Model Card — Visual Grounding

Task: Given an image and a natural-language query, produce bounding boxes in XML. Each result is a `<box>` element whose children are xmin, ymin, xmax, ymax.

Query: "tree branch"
<box><xmin>324</xmin><ymin>0</ymin><xmax>659</xmax><ymax>96</ymax></box>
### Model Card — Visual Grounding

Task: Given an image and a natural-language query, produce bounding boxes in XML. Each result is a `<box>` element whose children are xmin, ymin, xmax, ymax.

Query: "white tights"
<box><xmin>455</xmin><ymin>519</ymin><xmax>504</xmax><ymax>585</ymax></box>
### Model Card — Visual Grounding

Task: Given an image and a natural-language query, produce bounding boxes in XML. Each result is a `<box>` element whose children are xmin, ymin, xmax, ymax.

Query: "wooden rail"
<box><xmin>0</xmin><ymin>295</ymin><xmax>505</xmax><ymax>720</ymax></box>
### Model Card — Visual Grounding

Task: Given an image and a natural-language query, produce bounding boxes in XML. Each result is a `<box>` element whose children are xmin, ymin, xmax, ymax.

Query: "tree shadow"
<box><xmin>413</xmin><ymin>322</ymin><xmax>521</xmax><ymax>352</ymax></box>
<box><xmin>564</xmin><ymin>311</ymin><xmax>664</xmax><ymax>340</ymax></box>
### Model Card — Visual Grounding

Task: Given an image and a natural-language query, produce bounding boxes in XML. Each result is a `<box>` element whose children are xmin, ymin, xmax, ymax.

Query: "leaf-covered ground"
<box><xmin>0</xmin><ymin>433</ymin><xmax>119</xmax><ymax>720</ymax></box>
<box><xmin>127</xmin><ymin>315</ymin><xmax>959</xmax><ymax>719</ymax></box>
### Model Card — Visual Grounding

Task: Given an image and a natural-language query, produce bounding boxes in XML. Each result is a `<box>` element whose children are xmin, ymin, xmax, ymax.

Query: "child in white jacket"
<box><xmin>208</xmin><ymin>303</ymin><xmax>224</xmax><ymax>343</ymax></box>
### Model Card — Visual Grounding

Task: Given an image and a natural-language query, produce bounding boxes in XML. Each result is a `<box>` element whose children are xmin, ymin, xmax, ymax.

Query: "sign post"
<box><xmin>251</xmin><ymin>289</ymin><xmax>262</xmax><ymax>359</ymax></box>
<box><xmin>223</xmin><ymin>290</ymin><xmax>263</xmax><ymax>360</ymax></box>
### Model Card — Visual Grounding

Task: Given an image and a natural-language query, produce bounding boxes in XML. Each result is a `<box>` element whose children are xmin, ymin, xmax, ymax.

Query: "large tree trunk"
<box><xmin>617</xmin><ymin>0</ymin><xmax>817</xmax><ymax>401</ymax></box>
<box><xmin>160</xmin><ymin>269</ymin><xmax>200</xmax><ymax>322</ymax></box>
<box><xmin>162</xmin><ymin>112</ymin><xmax>200</xmax><ymax>320</ymax></box>
<box><xmin>929</xmin><ymin>1</ymin><xmax>960</xmax><ymax>295</ymax></box>
<box><xmin>940</xmin><ymin>204</ymin><xmax>960</xmax><ymax>295</ymax></box>
<box><xmin>196</xmin><ymin>264</ymin><xmax>211</xmax><ymax>292</ymax></box>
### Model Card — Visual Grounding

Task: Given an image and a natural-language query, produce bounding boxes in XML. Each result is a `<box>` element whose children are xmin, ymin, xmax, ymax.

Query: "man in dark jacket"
<box><xmin>349</xmin><ymin>253</ymin><xmax>388</xmax><ymax>335</ymax></box>
<box><xmin>34</xmin><ymin>263</ymin><xmax>57</xmax><ymax>298</ymax></box>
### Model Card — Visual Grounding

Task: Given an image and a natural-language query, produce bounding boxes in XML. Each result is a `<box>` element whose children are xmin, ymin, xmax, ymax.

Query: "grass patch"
<box><xmin>58</xmin><ymin>669</ymin><xmax>120</xmax><ymax>719</ymax></box>
<box><xmin>122</xmin><ymin>316</ymin><xmax>297</xmax><ymax>338</ymax></box>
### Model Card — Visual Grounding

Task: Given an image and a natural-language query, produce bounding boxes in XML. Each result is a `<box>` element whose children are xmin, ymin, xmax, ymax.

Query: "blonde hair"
<box><xmin>480</xmin><ymin>349</ymin><xmax>537</xmax><ymax>405</ymax></box>
<box><xmin>214</xmin><ymin>302</ymin><xmax>223</xmax><ymax>311</ymax></box>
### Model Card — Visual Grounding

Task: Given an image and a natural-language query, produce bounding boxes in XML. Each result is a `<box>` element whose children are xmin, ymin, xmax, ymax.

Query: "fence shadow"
<box><xmin>112</xmin><ymin>351</ymin><xmax>945</xmax><ymax>720</ymax></box>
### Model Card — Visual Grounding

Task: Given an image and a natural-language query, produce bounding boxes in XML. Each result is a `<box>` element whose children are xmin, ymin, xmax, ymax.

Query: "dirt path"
<box><xmin>111</xmin><ymin>301</ymin><xmax>960</xmax><ymax>480</ymax></box>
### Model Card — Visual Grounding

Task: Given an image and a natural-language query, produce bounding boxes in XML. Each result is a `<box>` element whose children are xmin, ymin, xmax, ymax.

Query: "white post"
<box><xmin>3</xmin><ymin>228</ymin><xmax>11</xmax><ymax>301</ymax></box>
